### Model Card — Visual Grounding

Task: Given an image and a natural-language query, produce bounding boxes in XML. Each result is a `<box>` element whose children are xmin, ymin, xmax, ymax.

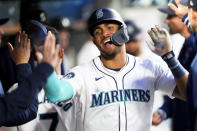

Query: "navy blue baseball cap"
<box><xmin>23</xmin><ymin>20</ymin><xmax>47</xmax><ymax>46</ymax></box>
<box><xmin>87</xmin><ymin>8</ymin><xmax>125</xmax><ymax>36</ymax></box>
<box><xmin>124</xmin><ymin>20</ymin><xmax>141</xmax><ymax>42</ymax></box>
<box><xmin>158</xmin><ymin>0</ymin><xmax>189</xmax><ymax>16</ymax></box>
<box><xmin>189</xmin><ymin>0</ymin><xmax>197</xmax><ymax>11</ymax></box>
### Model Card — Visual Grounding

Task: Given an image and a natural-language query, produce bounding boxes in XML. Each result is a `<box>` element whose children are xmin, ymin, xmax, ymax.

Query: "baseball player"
<box><xmin>16</xmin><ymin>91</ymin><xmax>77</xmax><ymax>131</ymax></box>
<box><xmin>10</xmin><ymin>23</ymin><xmax>76</xmax><ymax>131</ymax></box>
<box><xmin>152</xmin><ymin>0</ymin><xmax>196</xmax><ymax>130</ymax></box>
<box><xmin>0</xmin><ymin>28</ymin><xmax>59</xmax><ymax>126</ymax></box>
<box><xmin>44</xmin><ymin>8</ymin><xmax>188</xmax><ymax>131</ymax></box>
<box><xmin>169</xmin><ymin>0</ymin><xmax>197</xmax><ymax>130</ymax></box>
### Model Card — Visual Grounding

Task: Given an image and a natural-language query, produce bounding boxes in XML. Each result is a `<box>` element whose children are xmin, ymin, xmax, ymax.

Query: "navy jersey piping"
<box><xmin>93</xmin><ymin>56</ymin><xmax>136</xmax><ymax>131</ymax></box>
<box><xmin>122</xmin><ymin>57</ymin><xmax>136</xmax><ymax>131</ymax></box>
<box><xmin>93</xmin><ymin>59</ymin><xmax>120</xmax><ymax>131</ymax></box>
<box><xmin>93</xmin><ymin>59</ymin><xmax>118</xmax><ymax>90</ymax></box>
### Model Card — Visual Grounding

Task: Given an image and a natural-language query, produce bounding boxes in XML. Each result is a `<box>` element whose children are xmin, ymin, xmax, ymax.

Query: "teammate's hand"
<box><xmin>8</xmin><ymin>31</ymin><xmax>31</xmax><ymax>65</ymax></box>
<box><xmin>152</xmin><ymin>112</ymin><xmax>162</xmax><ymax>126</ymax></box>
<box><xmin>168</xmin><ymin>0</ymin><xmax>188</xmax><ymax>19</ymax></box>
<box><xmin>147</xmin><ymin>25</ymin><xmax>172</xmax><ymax>56</ymax></box>
<box><xmin>42</xmin><ymin>31</ymin><xmax>60</xmax><ymax>68</ymax></box>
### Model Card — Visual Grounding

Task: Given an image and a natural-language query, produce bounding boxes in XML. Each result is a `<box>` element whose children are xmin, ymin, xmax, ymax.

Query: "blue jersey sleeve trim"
<box><xmin>182</xmin><ymin>14</ymin><xmax>193</xmax><ymax>33</ymax></box>
<box><xmin>45</xmin><ymin>71</ymin><xmax>74</xmax><ymax>103</ymax></box>
<box><xmin>182</xmin><ymin>14</ymin><xmax>188</xmax><ymax>23</ymax></box>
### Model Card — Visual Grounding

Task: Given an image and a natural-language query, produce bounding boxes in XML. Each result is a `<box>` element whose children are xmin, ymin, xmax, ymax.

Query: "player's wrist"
<box><xmin>161</xmin><ymin>51</ymin><xmax>174</xmax><ymax>61</ymax></box>
<box><xmin>156</xmin><ymin>109</ymin><xmax>167</xmax><ymax>121</ymax></box>
<box><xmin>15</xmin><ymin>61</ymin><xmax>29</xmax><ymax>65</ymax></box>
<box><xmin>161</xmin><ymin>51</ymin><xmax>177</xmax><ymax>69</ymax></box>
<box><xmin>162</xmin><ymin>51</ymin><xmax>187</xmax><ymax>78</ymax></box>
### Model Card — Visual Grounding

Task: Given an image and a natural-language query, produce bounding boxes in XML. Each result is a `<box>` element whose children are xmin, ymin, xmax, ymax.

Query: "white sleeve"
<box><xmin>154</xmin><ymin>64</ymin><xmax>176</xmax><ymax>98</ymax></box>
<box><xmin>61</xmin><ymin>67</ymin><xmax>84</xmax><ymax>97</ymax></box>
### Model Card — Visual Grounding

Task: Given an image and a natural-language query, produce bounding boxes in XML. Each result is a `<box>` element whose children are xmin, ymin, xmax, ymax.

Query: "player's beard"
<box><xmin>100</xmin><ymin>46</ymin><xmax>121</xmax><ymax>60</ymax></box>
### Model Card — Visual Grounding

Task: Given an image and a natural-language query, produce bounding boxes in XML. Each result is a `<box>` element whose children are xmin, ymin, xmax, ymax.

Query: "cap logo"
<box><xmin>40</xmin><ymin>12</ymin><xmax>46</xmax><ymax>23</ymax></box>
<box><xmin>63</xmin><ymin>72</ymin><xmax>75</xmax><ymax>79</ymax></box>
<box><xmin>190</xmin><ymin>0</ymin><xmax>194</xmax><ymax>6</ymax></box>
<box><xmin>96</xmin><ymin>9</ymin><xmax>103</xmax><ymax>19</ymax></box>
<box><xmin>127</xmin><ymin>26</ymin><xmax>134</xmax><ymax>34</ymax></box>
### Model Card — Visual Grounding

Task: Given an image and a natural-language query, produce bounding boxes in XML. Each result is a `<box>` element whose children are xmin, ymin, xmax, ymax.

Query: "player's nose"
<box><xmin>102</xmin><ymin>29</ymin><xmax>111</xmax><ymax>37</ymax></box>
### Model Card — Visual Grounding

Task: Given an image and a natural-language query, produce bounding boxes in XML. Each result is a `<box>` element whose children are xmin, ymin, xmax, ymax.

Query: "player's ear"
<box><xmin>89</xmin><ymin>35</ymin><xmax>96</xmax><ymax>45</ymax></box>
<box><xmin>89</xmin><ymin>35</ymin><xmax>93</xmax><ymax>41</ymax></box>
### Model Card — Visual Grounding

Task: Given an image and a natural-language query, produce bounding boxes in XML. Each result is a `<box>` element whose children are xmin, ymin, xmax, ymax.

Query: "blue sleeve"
<box><xmin>188</xmin><ymin>55</ymin><xmax>197</xmax><ymax>130</ymax></box>
<box><xmin>16</xmin><ymin>64</ymin><xmax>32</xmax><ymax>83</ymax></box>
<box><xmin>0</xmin><ymin>45</ymin><xmax>17</xmax><ymax>93</ymax></box>
<box><xmin>45</xmin><ymin>71</ymin><xmax>74</xmax><ymax>103</ymax></box>
<box><xmin>159</xmin><ymin>96</ymin><xmax>173</xmax><ymax>118</ymax></box>
<box><xmin>178</xmin><ymin>34</ymin><xmax>197</xmax><ymax>70</ymax></box>
<box><xmin>1</xmin><ymin>64</ymin><xmax>38</xmax><ymax>126</ymax></box>
<box><xmin>1</xmin><ymin>98</ymin><xmax>38</xmax><ymax>126</ymax></box>
<box><xmin>0</xmin><ymin>62</ymin><xmax>53</xmax><ymax>126</ymax></box>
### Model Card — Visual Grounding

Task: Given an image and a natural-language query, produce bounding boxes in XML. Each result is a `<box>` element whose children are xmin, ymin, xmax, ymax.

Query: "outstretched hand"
<box><xmin>168</xmin><ymin>0</ymin><xmax>188</xmax><ymax>19</ymax></box>
<box><xmin>42</xmin><ymin>31</ymin><xmax>60</xmax><ymax>68</ymax></box>
<box><xmin>8</xmin><ymin>31</ymin><xmax>31</xmax><ymax>65</ymax></box>
<box><xmin>147</xmin><ymin>25</ymin><xmax>172</xmax><ymax>56</ymax></box>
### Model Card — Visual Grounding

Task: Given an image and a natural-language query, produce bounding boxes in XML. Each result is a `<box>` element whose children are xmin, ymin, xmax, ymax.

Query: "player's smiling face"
<box><xmin>92</xmin><ymin>23</ymin><xmax>121</xmax><ymax>59</ymax></box>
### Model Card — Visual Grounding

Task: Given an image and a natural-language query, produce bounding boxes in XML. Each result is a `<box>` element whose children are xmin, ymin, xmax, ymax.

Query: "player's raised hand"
<box><xmin>8</xmin><ymin>31</ymin><xmax>31</xmax><ymax>65</ymax></box>
<box><xmin>168</xmin><ymin>0</ymin><xmax>188</xmax><ymax>19</ymax></box>
<box><xmin>42</xmin><ymin>31</ymin><xmax>60</xmax><ymax>68</ymax></box>
<box><xmin>147</xmin><ymin>25</ymin><xmax>172</xmax><ymax>56</ymax></box>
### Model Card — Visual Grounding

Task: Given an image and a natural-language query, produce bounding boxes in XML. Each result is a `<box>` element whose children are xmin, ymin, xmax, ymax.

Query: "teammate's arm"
<box><xmin>152</xmin><ymin>96</ymin><xmax>172</xmax><ymax>126</ymax></box>
<box><xmin>147</xmin><ymin>26</ymin><xmax>188</xmax><ymax>101</ymax></box>
<box><xmin>0</xmin><ymin>62</ymin><xmax>54</xmax><ymax>126</ymax></box>
<box><xmin>0</xmin><ymin>31</ymin><xmax>59</xmax><ymax>126</ymax></box>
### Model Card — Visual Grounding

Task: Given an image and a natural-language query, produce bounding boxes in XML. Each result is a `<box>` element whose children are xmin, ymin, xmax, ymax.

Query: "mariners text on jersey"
<box><xmin>90</xmin><ymin>89</ymin><xmax>150</xmax><ymax>107</ymax></box>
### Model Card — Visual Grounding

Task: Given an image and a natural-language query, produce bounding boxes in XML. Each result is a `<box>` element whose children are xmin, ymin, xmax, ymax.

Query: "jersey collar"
<box><xmin>93</xmin><ymin>54</ymin><xmax>136</xmax><ymax>75</ymax></box>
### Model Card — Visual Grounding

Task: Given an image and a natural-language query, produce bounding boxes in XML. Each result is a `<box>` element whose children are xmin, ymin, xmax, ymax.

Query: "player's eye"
<box><xmin>94</xmin><ymin>29</ymin><xmax>102</xmax><ymax>36</ymax></box>
<box><xmin>107</xmin><ymin>26</ymin><xmax>114</xmax><ymax>31</ymax></box>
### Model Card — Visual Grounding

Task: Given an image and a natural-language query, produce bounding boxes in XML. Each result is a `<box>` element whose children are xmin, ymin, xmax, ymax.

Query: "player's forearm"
<box><xmin>160</xmin><ymin>97</ymin><xmax>173</xmax><ymax>118</ymax></box>
<box><xmin>162</xmin><ymin>51</ymin><xmax>188</xmax><ymax>100</ymax></box>
<box><xmin>173</xmin><ymin>74</ymin><xmax>188</xmax><ymax>101</ymax></box>
<box><xmin>16</xmin><ymin>63</ymin><xmax>32</xmax><ymax>83</ymax></box>
<box><xmin>5</xmin><ymin>62</ymin><xmax>53</xmax><ymax>109</ymax></box>
<box><xmin>15</xmin><ymin>62</ymin><xmax>53</xmax><ymax>105</ymax></box>
<box><xmin>45</xmin><ymin>71</ymin><xmax>74</xmax><ymax>103</ymax></box>
<box><xmin>0</xmin><ymin>62</ymin><xmax>53</xmax><ymax>125</ymax></box>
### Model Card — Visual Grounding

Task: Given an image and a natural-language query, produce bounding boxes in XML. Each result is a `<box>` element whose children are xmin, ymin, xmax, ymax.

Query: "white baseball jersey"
<box><xmin>61</xmin><ymin>54</ymin><xmax>176</xmax><ymax>131</ymax></box>
<box><xmin>17</xmin><ymin>89</ymin><xmax>77</xmax><ymax>131</ymax></box>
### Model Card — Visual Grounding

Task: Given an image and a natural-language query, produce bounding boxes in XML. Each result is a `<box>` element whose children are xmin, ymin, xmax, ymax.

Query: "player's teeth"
<box><xmin>104</xmin><ymin>40</ymin><xmax>110</xmax><ymax>44</ymax></box>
